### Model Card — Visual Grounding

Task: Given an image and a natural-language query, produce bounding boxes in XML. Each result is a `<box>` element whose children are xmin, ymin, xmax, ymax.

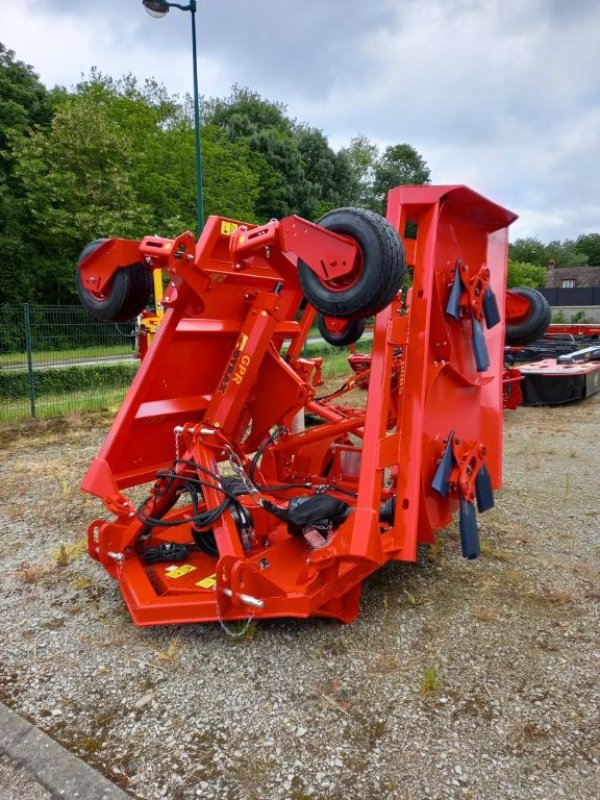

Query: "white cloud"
<box><xmin>2</xmin><ymin>0</ymin><xmax>599</xmax><ymax>242</ymax></box>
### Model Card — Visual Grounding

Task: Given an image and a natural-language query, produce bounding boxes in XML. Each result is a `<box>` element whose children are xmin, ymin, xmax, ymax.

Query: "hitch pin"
<box><xmin>107</xmin><ymin>551</ymin><xmax>124</xmax><ymax>563</ymax></box>
<box><xmin>221</xmin><ymin>588</ymin><xmax>264</xmax><ymax>609</ymax></box>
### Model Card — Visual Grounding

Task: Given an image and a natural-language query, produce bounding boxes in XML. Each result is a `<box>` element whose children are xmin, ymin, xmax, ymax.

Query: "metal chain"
<box><xmin>216</xmin><ymin>593</ymin><xmax>256</xmax><ymax>639</ymax></box>
<box><xmin>225</xmin><ymin>446</ymin><xmax>259</xmax><ymax>495</ymax></box>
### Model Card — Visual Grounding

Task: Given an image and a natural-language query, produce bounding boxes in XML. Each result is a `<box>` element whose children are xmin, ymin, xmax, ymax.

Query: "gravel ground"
<box><xmin>0</xmin><ymin>397</ymin><xmax>598</xmax><ymax>800</ymax></box>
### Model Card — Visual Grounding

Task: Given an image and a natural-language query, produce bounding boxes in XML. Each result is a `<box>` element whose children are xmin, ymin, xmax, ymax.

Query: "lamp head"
<box><xmin>142</xmin><ymin>0</ymin><xmax>170</xmax><ymax>18</ymax></box>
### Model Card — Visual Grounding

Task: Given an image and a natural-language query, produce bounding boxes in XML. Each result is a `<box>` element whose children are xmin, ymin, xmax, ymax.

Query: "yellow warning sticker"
<box><xmin>165</xmin><ymin>564</ymin><xmax>197</xmax><ymax>579</ymax></box>
<box><xmin>220</xmin><ymin>221</ymin><xmax>239</xmax><ymax>236</ymax></box>
<box><xmin>196</xmin><ymin>573</ymin><xmax>217</xmax><ymax>589</ymax></box>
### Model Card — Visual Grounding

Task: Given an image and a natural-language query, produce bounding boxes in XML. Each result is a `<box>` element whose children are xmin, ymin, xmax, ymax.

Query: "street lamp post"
<box><xmin>142</xmin><ymin>0</ymin><xmax>205</xmax><ymax>234</ymax></box>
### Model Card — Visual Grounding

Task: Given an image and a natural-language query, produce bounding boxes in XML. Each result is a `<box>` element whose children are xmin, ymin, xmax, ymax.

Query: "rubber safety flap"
<box><xmin>471</xmin><ymin>314</ymin><xmax>490</xmax><ymax>372</ymax></box>
<box><xmin>483</xmin><ymin>286</ymin><xmax>501</xmax><ymax>329</ymax></box>
<box><xmin>475</xmin><ymin>464</ymin><xmax>495</xmax><ymax>513</ymax></box>
<box><xmin>431</xmin><ymin>431</ymin><xmax>455</xmax><ymax>498</ymax></box>
<box><xmin>445</xmin><ymin>267</ymin><xmax>462</xmax><ymax>320</ymax></box>
<box><xmin>459</xmin><ymin>497</ymin><xmax>480</xmax><ymax>559</ymax></box>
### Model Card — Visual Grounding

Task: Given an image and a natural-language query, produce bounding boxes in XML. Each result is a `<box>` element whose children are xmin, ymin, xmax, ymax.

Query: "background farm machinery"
<box><xmin>77</xmin><ymin>185</ymin><xmax>529</xmax><ymax>626</ymax></box>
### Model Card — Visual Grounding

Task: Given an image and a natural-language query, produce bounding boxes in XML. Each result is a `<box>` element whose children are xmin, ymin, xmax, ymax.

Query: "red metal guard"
<box><xmin>80</xmin><ymin>186</ymin><xmax>516</xmax><ymax>626</ymax></box>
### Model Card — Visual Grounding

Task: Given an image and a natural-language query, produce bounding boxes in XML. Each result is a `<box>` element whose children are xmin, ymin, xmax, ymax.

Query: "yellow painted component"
<box><xmin>142</xmin><ymin>316</ymin><xmax>161</xmax><ymax>334</ymax></box>
<box><xmin>153</xmin><ymin>270</ymin><xmax>164</xmax><ymax>320</ymax></box>
<box><xmin>196</xmin><ymin>574</ymin><xmax>217</xmax><ymax>589</ymax></box>
<box><xmin>165</xmin><ymin>564</ymin><xmax>197</xmax><ymax>579</ymax></box>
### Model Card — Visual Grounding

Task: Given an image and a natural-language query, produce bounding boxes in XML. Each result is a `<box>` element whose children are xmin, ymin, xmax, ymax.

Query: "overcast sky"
<box><xmin>2</xmin><ymin>0</ymin><xmax>599</xmax><ymax>241</ymax></box>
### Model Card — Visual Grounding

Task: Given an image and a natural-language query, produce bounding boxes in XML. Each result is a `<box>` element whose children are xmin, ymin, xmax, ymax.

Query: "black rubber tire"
<box><xmin>505</xmin><ymin>287</ymin><xmax>551</xmax><ymax>346</ymax></box>
<box><xmin>76</xmin><ymin>239</ymin><xmax>152</xmax><ymax>322</ymax></box>
<box><xmin>317</xmin><ymin>314</ymin><xmax>366</xmax><ymax>347</ymax></box>
<box><xmin>298</xmin><ymin>208</ymin><xmax>405</xmax><ymax>319</ymax></box>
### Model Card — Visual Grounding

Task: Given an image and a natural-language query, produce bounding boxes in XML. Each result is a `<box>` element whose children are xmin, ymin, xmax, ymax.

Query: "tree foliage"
<box><xmin>575</xmin><ymin>233</ymin><xmax>600</xmax><ymax>265</ymax></box>
<box><xmin>372</xmin><ymin>143</ymin><xmax>431</xmax><ymax>214</ymax></box>
<box><xmin>0</xmin><ymin>45</ymin><xmax>53</xmax><ymax>304</ymax></box>
<box><xmin>204</xmin><ymin>86</ymin><xmax>353</xmax><ymax>219</ymax></box>
<box><xmin>510</xmin><ymin>235</ymin><xmax>599</xmax><ymax>270</ymax></box>
<box><xmin>544</xmin><ymin>239</ymin><xmax>588</xmax><ymax>269</ymax></box>
<box><xmin>0</xmin><ymin>53</ymin><xmax>436</xmax><ymax>306</ymax></box>
<box><xmin>8</xmin><ymin>73</ymin><xmax>261</xmax><ymax>302</ymax></box>
<box><xmin>507</xmin><ymin>260</ymin><xmax>547</xmax><ymax>289</ymax></box>
<box><xmin>508</xmin><ymin>237</ymin><xmax>546</xmax><ymax>267</ymax></box>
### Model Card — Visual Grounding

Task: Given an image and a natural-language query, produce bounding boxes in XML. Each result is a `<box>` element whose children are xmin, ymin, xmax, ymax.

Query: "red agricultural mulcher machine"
<box><xmin>77</xmin><ymin>185</ymin><xmax>524</xmax><ymax>626</ymax></box>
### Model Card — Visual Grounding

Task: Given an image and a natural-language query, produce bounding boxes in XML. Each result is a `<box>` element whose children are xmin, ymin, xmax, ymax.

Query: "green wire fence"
<box><xmin>0</xmin><ymin>304</ymin><xmax>372</xmax><ymax>423</ymax></box>
<box><xmin>0</xmin><ymin>305</ymin><xmax>137</xmax><ymax>421</ymax></box>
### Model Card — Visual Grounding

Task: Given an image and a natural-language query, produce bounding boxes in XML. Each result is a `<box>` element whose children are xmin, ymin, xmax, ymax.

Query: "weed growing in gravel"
<box><xmin>428</xmin><ymin>534</ymin><xmax>443</xmax><ymax>562</ymax></box>
<box><xmin>17</xmin><ymin>564</ymin><xmax>56</xmax><ymax>584</ymax></box>
<box><xmin>489</xmin><ymin>549</ymin><xmax>516</xmax><ymax>561</ymax></box>
<box><xmin>479</xmin><ymin>537</ymin><xmax>515</xmax><ymax>561</ymax></box>
<box><xmin>78</xmin><ymin>735</ymin><xmax>102</xmax><ymax>754</ymax></box>
<box><xmin>154</xmin><ymin>633</ymin><xmax>185</xmax><ymax>662</ymax></box>
<box><xmin>72</xmin><ymin>575</ymin><xmax>93</xmax><ymax>590</ymax></box>
<box><xmin>474</xmin><ymin>607</ymin><xmax>497</xmax><ymax>622</ymax></box>
<box><xmin>52</xmin><ymin>538</ymin><xmax>87</xmax><ymax>567</ymax></box>
<box><xmin>421</xmin><ymin>665</ymin><xmax>440</xmax><ymax>694</ymax></box>
<box><xmin>543</xmin><ymin>590</ymin><xmax>574</xmax><ymax>604</ymax></box>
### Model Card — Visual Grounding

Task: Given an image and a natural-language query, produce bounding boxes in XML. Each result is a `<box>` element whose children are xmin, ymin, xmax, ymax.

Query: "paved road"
<box><xmin>0</xmin><ymin>702</ymin><xmax>130</xmax><ymax>800</ymax></box>
<box><xmin>0</xmin><ymin>753</ymin><xmax>50</xmax><ymax>800</ymax></box>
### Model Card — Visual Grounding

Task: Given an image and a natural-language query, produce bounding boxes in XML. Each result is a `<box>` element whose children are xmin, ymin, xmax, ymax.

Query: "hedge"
<box><xmin>0</xmin><ymin>362</ymin><xmax>139</xmax><ymax>399</ymax></box>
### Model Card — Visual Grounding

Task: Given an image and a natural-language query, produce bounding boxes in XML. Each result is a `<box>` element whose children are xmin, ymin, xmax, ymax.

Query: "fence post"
<box><xmin>23</xmin><ymin>303</ymin><xmax>36</xmax><ymax>417</ymax></box>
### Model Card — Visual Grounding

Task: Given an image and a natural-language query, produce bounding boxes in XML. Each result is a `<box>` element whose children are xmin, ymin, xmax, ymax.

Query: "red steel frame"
<box><xmin>81</xmin><ymin>186</ymin><xmax>516</xmax><ymax>626</ymax></box>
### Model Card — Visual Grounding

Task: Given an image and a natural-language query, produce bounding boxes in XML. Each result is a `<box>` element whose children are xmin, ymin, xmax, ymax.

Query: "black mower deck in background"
<box><xmin>508</xmin><ymin>331</ymin><xmax>600</xmax><ymax>406</ymax></box>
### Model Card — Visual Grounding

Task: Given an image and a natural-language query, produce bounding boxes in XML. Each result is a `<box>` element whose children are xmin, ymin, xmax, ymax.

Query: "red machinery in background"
<box><xmin>77</xmin><ymin>186</ymin><xmax>519</xmax><ymax>626</ymax></box>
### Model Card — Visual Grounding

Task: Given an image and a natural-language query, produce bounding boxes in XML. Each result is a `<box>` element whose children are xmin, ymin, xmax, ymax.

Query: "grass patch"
<box><xmin>0</xmin><ymin>386</ymin><xmax>128</xmax><ymax>423</ymax></box>
<box><xmin>154</xmin><ymin>633</ymin><xmax>183</xmax><ymax>663</ymax></box>
<box><xmin>52</xmin><ymin>539</ymin><xmax>88</xmax><ymax>567</ymax></box>
<box><xmin>421</xmin><ymin>665</ymin><xmax>441</xmax><ymax>694</ymax></box>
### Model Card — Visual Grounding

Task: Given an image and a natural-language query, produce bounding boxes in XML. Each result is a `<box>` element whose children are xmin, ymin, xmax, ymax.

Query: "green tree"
<box><xmin>205</xmin><ymin>86</ymin><xmax>355</xmax><ymax>221</ymax></box>
<box><xmin>575</xmin><ymin>233</ymin><xmax>600</xmax><ymax>266</ymax></box>
<box><xmin>201</xmin><ymin>124</ymin><xmax>260</xmax><ymax>221</ymax></box>
<box><xmin>12</xmin><ymin>94</ymin><xmax>151</xmax><ymax>302</ymax></box>
<box><xmin>509</xmin><ymin>237</ymin><xmax>546</xmax><ymax>266</ymax></box>
<box><xmin>339</xmin><ymin>134</ymin><xmax>379</xmax><ymax>207</ymax></box>
<box><xmin>371</xmin><ymin>143</ymin><xmax>430</xmax><ymax>214</ymax></box>
<box><xmin>0</xmin><ymin>43</ymin><xmax>53</xmax><ymax>304</ymax></box>
<box><xmin>507</xmin><ymin>260</ymin><xmax>547</xmax><ymax>289</ymax></box>
<box><xmin>11</xmin><ymin>73</ymin><xmax>262</xmax><ymax>302</ymax></box>
<box><xmin>295</xmin><ymin>125</ymin><xmax>355</xmax><ymax>218</ymax></box>
<box><xmin>206</xmin><ymin>87</ymin><xmax>296</xmax><ymax>219</ymax></box>
<box><xmin>544</xmin><ymin>239</ymin><xmax>588</xmax><ymax>269</ymax></box>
